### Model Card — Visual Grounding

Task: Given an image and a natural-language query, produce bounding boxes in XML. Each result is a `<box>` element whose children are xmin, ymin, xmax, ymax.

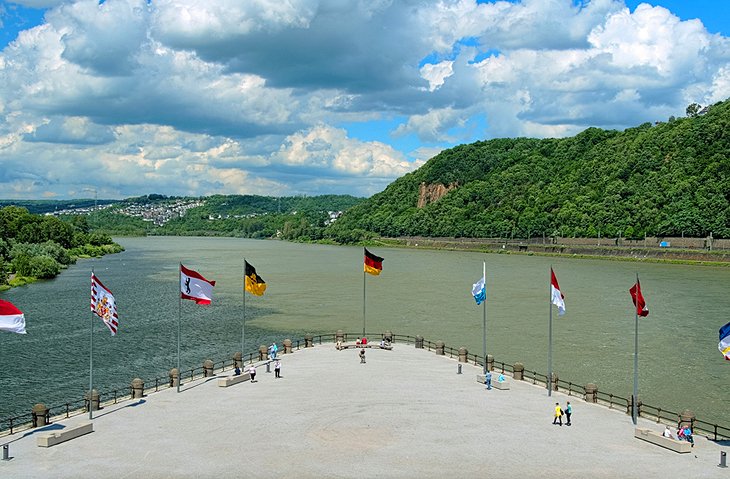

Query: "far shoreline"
<box><xmin>371</xmin><ymin>236</ymin><xmax>730</xmax><ymax>267</ymax></box>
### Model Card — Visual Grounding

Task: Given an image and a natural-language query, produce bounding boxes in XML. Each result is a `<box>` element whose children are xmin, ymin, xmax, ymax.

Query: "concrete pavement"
<box><xmin>1</xmin><ymin>343</ymin><xmax>728</xmax><ymax>478</ymax></box>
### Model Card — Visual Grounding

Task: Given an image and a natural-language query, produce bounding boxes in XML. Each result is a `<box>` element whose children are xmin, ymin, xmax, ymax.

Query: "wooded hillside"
<box><xmin>328</xmin><ymin>100</ymin><xmax>730</xmax><ymax>241</ymax></box>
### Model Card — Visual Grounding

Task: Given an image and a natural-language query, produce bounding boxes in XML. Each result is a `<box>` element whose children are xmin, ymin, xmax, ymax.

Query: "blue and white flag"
<box><xmin>719</xmin><ymin>321</ymin><xmax>730</xmax><ymax>361</ymax></box>
<box><xmin>471</xmin><ymin>276</ymin><xmax>486</xmax><ymax>305</ymax></box>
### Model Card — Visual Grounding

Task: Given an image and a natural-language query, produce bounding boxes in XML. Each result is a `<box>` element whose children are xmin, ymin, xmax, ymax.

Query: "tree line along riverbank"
<box><xmin>0</xmin><ymin>206</ymin><xmax>124</xmax><ymax>291</ymax></box>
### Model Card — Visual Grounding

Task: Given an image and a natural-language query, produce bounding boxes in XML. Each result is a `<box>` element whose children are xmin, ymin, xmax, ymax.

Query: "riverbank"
<box><xmin>376</xmin><ymin>237</ymin><xmax>730</xmax><ymax>266</ymax></box>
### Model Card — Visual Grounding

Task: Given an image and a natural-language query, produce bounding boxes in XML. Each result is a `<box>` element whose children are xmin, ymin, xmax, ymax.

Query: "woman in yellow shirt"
<box><xmin>553</xmin><ymin>403</ymin><xmax>563</xmax><ymax>426</ymax></box>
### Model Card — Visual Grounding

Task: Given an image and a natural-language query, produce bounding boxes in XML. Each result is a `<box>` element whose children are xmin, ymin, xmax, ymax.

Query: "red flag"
<box><xmin>550</xmin><ymin>268</ymin><xmax>565</xmax><ymax>316</ymax></box>
<box><xmin>0</xmin><ymin>299</ymin><xmax>27</xmax><ymax>334</ymax></box>
<box><xmin>629</xmin><ymin>280</ymin><xmax>649</xmax><ymax>317</ymax></box>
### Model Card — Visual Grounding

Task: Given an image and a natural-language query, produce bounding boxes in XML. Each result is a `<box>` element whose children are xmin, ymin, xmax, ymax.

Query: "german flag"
<box><xmin>364</xmin><ymin>248</ymin><xmax>383</xmax><ymax>276</ymax></box>
<box><xmin>244</xmin><ymin>261</ymin><xmax>266</xmax><ymax>296</ymax></box>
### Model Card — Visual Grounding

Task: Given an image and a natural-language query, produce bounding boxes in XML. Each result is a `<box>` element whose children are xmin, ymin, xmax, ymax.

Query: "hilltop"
<box><xmin>327</xmin><ymin>100</ymin><xmax>730</xmax><ymax>242</ymax></box>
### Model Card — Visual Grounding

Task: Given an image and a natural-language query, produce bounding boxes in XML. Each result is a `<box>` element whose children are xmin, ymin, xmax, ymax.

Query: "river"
<box><xmin>0</xmin><ymin>237</ymin><xmax>728</xmax><ymax>426</ymax></box>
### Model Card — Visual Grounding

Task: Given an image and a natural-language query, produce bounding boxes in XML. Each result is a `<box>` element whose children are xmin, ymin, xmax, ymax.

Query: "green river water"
<box><xmin>0</xmin><ymin>237</ymin><xmax>728</xmax><ymax>426</ymax></box>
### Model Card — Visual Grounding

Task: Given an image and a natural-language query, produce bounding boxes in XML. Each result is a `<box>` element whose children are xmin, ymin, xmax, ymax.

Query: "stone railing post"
<box><xmin>259</xmin><ymin>345</ymin><xmax>268</xmax><ymax>360</ymax></box>
<box><xmin>679</xmin><ymin>409</ymin><xmax>696</xmax><ymax>429</ymax></box>
<box><xmin>84</xmin><ymin>389</ymin><xmax>100</xmax><ymax>412</ymax></box>
<box><xmin>551</xmin><ymin>373</ymin><xmax>559</xmax><ymax>391</ymax></box>
<box><xmin>203</xmin><ymin>359</ymin><xmax>214</xmax><ymax>377</ymax></box>
<box><xmin>233</xmin><ymin>352</ymin><xmax>242</xmax><ymax>369</ymax></box>
<box><xmin>435</xmin><ymin>340</ymin><xmax>445</xmax><ymax>355</ymax></box>
<box><xmin>304</xmin><ymin>334</ymin><xmax>313</xmax><ymax>348</ymax></box>
<box><xmin>458</xmin><ymin>347</ymin><xmax>468</xmax><ymax>362</ymax></box>
<box><xmin>513</xmin><ymin>362</ymin><xmax>524</xmax><ymax>380</ymax></box>
<box><xmin>415</xmin><ymin>335</ymin><xmax>424</xmax><ymax>349</ymax></box>
<box><xmin>584</xmin><ymin>383</ymin><xmax>598</xmax><ymax>403</ymax></box>
<box><xmin>31</xmin><ymin>403</ymin><xmax>49</xmax><ymax>428</ymax></box>
<box><xmin>283</xmin><ymin>339</ymin><xmax>292</xmax><ymax>354</ymax></box>
<box><xmin>486</xmin><ymin>354</ymin><xmax>494</xmax><ymax>372</ymax></box>
<box><xmin>335</xmin><ymin>330</ymin><xmax>344</xmax><ymax>343</ymax></box>
<box><xmin>627</xmin><ymin>394</ymin><xmax>643</xmax><ymax>417</ymax></box>
<box><xmin>131</xmin><ymin>378</ymin><xmax>144</xmax><ymax>399</ymax></box>
<box><xmin>169</xmin><ymin>368</ymin><xmax>179</xmax><ymax>387</ymax></box>
<box><xmin>384</xmin><ymin>330</ymin><xmax>393</xmax><ymax>343</ymax></box>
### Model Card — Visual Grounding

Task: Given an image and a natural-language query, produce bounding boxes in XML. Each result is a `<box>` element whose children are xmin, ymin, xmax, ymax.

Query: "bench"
<box><xmin>337</xmin><ymin>343</ymin><xmax>393</xmax><ymax>350</ymax></box>
<box><xmin>477</xmin><ymin>374</ymin><xmax>510</xmax><ymax>390</ymax></box>
<box><xmin>634</xmin><ymin>427</ymin><xmax>691</xmax><ymax>453</ymax></box>
<box><xmin>37</xmin><ymin>422</ymin><xmax>93</xmax><ymax>447</ymax></box>
<box><xmin>217</xmin><ymin>372</ymin><xmax>252</xmax><ymax>387</ymax></box>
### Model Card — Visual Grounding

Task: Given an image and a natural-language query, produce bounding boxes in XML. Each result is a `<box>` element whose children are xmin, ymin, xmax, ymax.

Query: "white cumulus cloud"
<box><xmin>0</xmin><ymin>0</ymin><xmax>728</xmax><ymax>199</ymax></box>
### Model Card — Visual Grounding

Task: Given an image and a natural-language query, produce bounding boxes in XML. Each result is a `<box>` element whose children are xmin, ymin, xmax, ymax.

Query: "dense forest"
<box><xmin>327</xmin><ymin>100</ymin><xmax>730</xmax><ymax>241</ymax></box>
<box><xmin>0</xmin><ymin>206</ymin><xmax>123</xmax><ymax>289</ymax></box>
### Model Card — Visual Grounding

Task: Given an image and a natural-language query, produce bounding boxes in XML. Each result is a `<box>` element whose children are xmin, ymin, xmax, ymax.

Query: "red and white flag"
<box><xmin>180</xmin><ymin>264</ymin><xmax>215</xmax><ymax>305</ymax></box>
<box><xmin>91</xmin><ymin>273</ymin><xmax>118</xmax><ymax>335</ymax></box>
<box><xmin>0</xmin><ymin>299</ymin><xmax>27</xmax><ymax>334</ymax></box>
<box><xmin>550</xmin><ymin>268</ymin><xmax>566</xmax><ymax>316</ymax></box>
<box><xmin>629</xmin><ymin>279</ymin><xmax>649</xmax><ymax>317</ymax></box>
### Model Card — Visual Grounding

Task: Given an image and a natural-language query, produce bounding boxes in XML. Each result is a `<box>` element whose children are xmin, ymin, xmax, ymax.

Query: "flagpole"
<box><xmin>362</xmin><ymin>267</ymin><xmax>366</xmax><ymax>338</ymax></box>
<box><xmin>548</xmin><ymin>265</ymin><xmax>553</xmax><ymax>397</ymax></box>
<box><xmin>177</xmin><ymin>262</ymin><xmax>181</xmax><ymax>393</ymax></box>
<box><xmin>482</xmin><ymin>261</ymin><xmax>487</xmax><ymax>375</ymax></box>
<box><xmin>242</xmin><ymin>259</ymin><xmax>246</xmax><ymax>359</ymax></box>
<box><xmin>89</xmin><ymin>269</ymin><xmax>94</xmax><ymax>420</ymax></box>
<box><xmin>633</xmin><ymin>273</ymin><xmax>639</xmax><ymax>425</ymax></box>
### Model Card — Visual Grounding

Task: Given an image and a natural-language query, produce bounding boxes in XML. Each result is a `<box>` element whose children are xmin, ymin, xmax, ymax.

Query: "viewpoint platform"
<box><xmin>1</xmin><ymin>343</ymin><xmax>727</xmax><ymax>478</ymax></box>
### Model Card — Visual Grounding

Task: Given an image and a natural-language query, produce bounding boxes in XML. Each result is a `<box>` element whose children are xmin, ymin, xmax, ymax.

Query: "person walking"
<box><xmin>249</xmin><ymin>364</ymin><xmax>257</xmax><ymax>383</ymax></box>
<box><xmin>485</xmin><ymin>370</ymin><xmax>492</xmax><ymax>390</ymax></box>
<box><xmin>565</xmin><ymin>401</ymin><xmax>572</xmax><ymax>426</ymax></box>
<box><xmin>274</xmin><ymin>359</ymin><xmax>281</xmax><ymax>378</ymax></box>
<box><xmin>553</xmin><ymin>403</ymin><xmax>563</xmax><ymax>426</ymax></box>
<box><xmin>359</xmin><ymin>348</ymin><xmax>366</xmax><ymax>363</ymax></box>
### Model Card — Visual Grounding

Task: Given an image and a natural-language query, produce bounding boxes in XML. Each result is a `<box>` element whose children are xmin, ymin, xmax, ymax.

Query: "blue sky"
<box><xmin>0</xmin><ymin>0</ymin><xmax>728</xmax><ymax>199</ymax></box>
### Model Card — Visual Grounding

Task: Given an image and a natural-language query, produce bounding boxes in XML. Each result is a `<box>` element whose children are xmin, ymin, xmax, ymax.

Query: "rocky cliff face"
<box><xmin>417</xmin><ymin>182</ymin><xmax>457</xmax><ymax>208</ymax></box>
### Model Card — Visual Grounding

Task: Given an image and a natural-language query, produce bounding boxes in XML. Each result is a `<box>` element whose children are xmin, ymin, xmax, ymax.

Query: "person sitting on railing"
<box><xmin>361</xmin><ymin>337</ymin><xmax>368</xmax><ymax>345</ymax></box>
<box><xmin>497</xmin><ymin>373</ymin><xmax>505</xmax><ymax>382</ymax></box>
<box><xmin>336</xmin><ymin>340</ymin><xmax>342</xmax><ymax>350</ymax></box>
<box><xmin>662</xmin><ymin>426</ymin><xmax>673</xmax><ymax>439</ymax></box>
<box><xmin>234</xmin><ymin>366</ymin><xmax>241</xmax><ymax>376</ymax></box>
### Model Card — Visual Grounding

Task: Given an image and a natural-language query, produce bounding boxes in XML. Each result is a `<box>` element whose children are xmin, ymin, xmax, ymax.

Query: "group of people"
<box><xmin>552</xmin><ymin>401</ymin><xmax>573</xmax><ymax>426</ymax></box>
<box><xmin>232</xmin><ymin>342</ymin><xmax>282</xmax><ymax>380</ymax></box>
<box><xmin>663</xmin><ymin>425</ymin><xmax>694</xmax><ymax>446</ymax></box>
<box><xmin>483</xmin><ymin>370</ymin><xmax>505</xmax><ymax>390</ymax></box>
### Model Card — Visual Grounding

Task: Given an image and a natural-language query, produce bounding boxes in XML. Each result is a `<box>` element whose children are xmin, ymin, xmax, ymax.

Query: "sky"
<box><xmin>0</xmin><ymin>0</ymin><xmax>728</xmax><ymax>200</ymax></box>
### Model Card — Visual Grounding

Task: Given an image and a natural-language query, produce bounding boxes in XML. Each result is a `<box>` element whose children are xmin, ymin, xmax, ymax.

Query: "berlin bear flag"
<box><xmin>180</xmin><ymin>264</ymin><xmax>216</xmax><ymax>305</ymax></box>
<box><xmin>0</xmin><ymin>299</ymin><xmax>26</xmax><ymax>334</ymax></box>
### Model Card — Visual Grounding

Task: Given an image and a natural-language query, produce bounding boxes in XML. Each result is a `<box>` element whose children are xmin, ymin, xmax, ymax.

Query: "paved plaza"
<box><xmin>1</xmin><ymin>343</ymin><xmax>728</xmax><ymax>478</ymax></box>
